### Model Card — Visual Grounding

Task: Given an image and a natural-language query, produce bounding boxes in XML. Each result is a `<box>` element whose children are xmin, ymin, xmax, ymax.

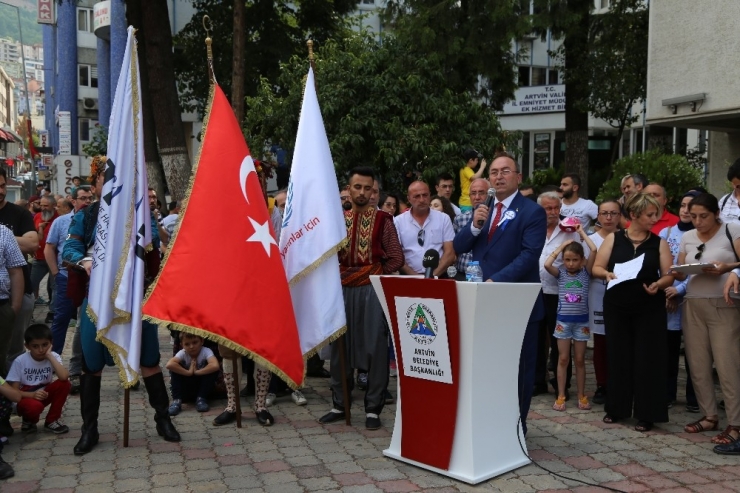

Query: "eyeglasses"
<box><xmin>417</xmin><ymin>229</ymin><xmax>425</xmax><ymax>247</ymax></box>
<box><xmin>470</xmin><ymin>191</ymin><xmax>488</xmax><ymax>197</ymax></box>
<box><xmin>76</xmin><ymin>196</ymin><xmax>92</xmax><ymax>202</ymax></box>
<box><xmin>695</xmin><ymin>243</ymin><xmax>705</xmax><ymax>260</ymax></box>
<box><xmin>340</xmin><ymin>196</ymin><xmax>350</xmax><ymax>201</ymax></box>
<box><xmin>543</xmin><ymin>206</ymin><xmax>560</xmax><ymax>212</ymax></box>
<box><xmin>489</xmin><ymin>168</ymin><xmax>515</xmax><ymax>178</ymax></box>
<box><xmin>383</xmin><ymin>201</ymin><xmax>397</xmax><ymax>208</ymax></box>
<box><xmin>599</xmin><ymin>211</ymin><xmax>620</xmax><ymax>217</ymax></box>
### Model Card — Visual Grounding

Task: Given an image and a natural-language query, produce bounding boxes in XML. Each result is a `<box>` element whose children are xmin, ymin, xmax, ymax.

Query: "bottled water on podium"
<box><xmin>465</xmin><ymin>261</ymin><xmax>483</xmax><ymax>282</ymax></box>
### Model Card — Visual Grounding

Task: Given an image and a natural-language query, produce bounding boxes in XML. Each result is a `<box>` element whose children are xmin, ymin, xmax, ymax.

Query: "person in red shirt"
<box><xmin>644</xmin><ymin>183</ymin><xmax>679</xmax><ymax>234</ymax></box>
<box><xmin>30</xmin><ymin>196</ymin><xmax>58</xmax><ymax>314</ymax></box>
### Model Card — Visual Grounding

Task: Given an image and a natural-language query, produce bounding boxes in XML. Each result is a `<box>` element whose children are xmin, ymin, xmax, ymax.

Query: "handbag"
<box><xmin>63</xmin><ymin>261</ymin><xmax>89</xmax><ymax>308</ymax></box>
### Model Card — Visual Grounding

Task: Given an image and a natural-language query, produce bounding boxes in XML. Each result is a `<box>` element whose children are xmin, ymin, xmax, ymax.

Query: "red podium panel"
<box><xmin>379</xmin><ymin>277</ymin><xmax>460</xmax><ymax>470</ymax></box>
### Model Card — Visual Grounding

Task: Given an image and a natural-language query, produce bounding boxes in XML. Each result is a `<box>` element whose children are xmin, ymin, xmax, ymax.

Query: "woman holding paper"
<box><xmin>674</xmin><ymin>193</ymin><xmax>740</xmax><ymax>451</ymax></box>
<box><xmin>592</xmin><ymin>193</ymin><xmax>674</xmax><ymax>432</ymax></box>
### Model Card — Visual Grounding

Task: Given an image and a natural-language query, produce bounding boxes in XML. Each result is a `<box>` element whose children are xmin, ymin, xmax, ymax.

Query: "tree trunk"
<box><xmin>126</xmin><ymin>0</ymin><xmax>167</xmax><ymax>203</ymax></box>
<box><xmin>140</xmin><ymin>0</ymin><xmax>191</xmax><ymax>201</ymax></box>
<box><xmin>231</xmin><ymin>0</ymin><xmax>246</xmax><ymax>125</ymax></box>
<box><xmin>563</xmin><ymin>0</ymin><xmax>591</xmax><ymax>197</ymax></box>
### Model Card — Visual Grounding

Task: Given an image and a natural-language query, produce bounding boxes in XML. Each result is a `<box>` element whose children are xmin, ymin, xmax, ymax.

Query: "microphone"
<box><xmin>477</xmin><ymin>188</ymin><xmax>496</xmax><ymax>227</ymax></box>
<box><xmin>422</xmin><ymin>249</ymin><xmax>440</xmax><ymax>279</ymax></box>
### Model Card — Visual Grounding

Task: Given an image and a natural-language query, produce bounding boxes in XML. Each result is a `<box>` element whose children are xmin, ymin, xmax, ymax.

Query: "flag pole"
<box><xmin>123</xmin><ymin>386</ymin><xmax>130</xmax><ymax>447</ymax></box>
<box><xmin>308</xmin><ymin>39</ymin><xmax>351</xmax><ymax>426</ymax></box>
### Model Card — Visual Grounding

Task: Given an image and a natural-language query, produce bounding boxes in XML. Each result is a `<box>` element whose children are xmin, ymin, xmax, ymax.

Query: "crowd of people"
<box><xmin>1</xmin><ymin>150</ymin><xmax>740</xmax><ymax>481</ymax></box>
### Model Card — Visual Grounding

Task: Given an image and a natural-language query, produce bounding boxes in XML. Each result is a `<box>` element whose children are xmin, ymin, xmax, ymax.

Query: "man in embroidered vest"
<box><xmin>319</xmin><ymin>167</ymin><xmax>404</xmax><ymax>430</ymax></box>
<box><xmin>62</xmin><ymin>158</ymin><xmax>180</xmax><ymax>455</ymax></box>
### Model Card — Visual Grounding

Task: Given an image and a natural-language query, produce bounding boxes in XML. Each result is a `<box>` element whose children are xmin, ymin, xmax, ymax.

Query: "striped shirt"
<box><xmin>556</xmin><ymin>266</ymin><xmax>590</xmax><ymax>323</ymax></box>
<box><xmin>0</xmin><ymin>224</ymin><xmax>27</xmax><ymax>300</ymax></box>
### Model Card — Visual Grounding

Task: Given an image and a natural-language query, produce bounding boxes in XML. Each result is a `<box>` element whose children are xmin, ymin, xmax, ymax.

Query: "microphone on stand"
<box><xmin>477</xmin><ymin>188</ymin><xmax>497</xmax><ymax>227</ymax></box>
<box><xmin>422</xmin><ymin>249</ymin><xmax>440</xmax><ymax>279</ymax></box>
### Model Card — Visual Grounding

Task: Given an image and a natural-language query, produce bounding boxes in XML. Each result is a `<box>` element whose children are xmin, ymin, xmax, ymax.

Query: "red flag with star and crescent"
<box><xmin>142</xmin><ymin>85</ymin><xmax>304</xmax><ymax>388</ymax></box>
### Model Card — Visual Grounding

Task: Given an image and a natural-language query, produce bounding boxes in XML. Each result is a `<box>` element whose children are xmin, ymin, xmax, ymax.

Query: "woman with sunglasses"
<box><xmin>674</xmin><ymin>193</ymin><xmax>740</xmax><ymax>450</ymax></box>
<box><xmin>587</xmin><ymin>199</ymin><xmax>621</xmax><ymax>405</ymax></box>
<box><xmin>592</xmin><ymin>193</ymin><xmax>674</xmax><ymax>432</ymax></box>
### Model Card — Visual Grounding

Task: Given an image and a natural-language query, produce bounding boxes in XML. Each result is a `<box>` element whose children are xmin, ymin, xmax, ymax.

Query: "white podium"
<box><xmin>371</xmin><ymin>277</ymin><xmax>541</xmax><ymax>484</ymax></box>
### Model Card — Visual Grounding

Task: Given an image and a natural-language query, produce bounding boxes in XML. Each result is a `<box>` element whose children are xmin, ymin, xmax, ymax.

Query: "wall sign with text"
<box><xmin>502</xmin><ymin>85</ymin><xmax>566</xmax><ymax>115</ymax></box>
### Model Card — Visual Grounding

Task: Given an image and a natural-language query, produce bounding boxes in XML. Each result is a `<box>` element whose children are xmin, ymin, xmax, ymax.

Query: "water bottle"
<box><xmin>465</xmin><ymin>261</ymin><xmax>483</xmax><ymax>282</ymax></box>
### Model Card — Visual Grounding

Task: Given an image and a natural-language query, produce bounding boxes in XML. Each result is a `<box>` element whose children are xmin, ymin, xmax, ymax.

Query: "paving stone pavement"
<box><xmin>1</xmin><ymin>302</ymin><xmax>738</xmax><ymax>492</ymax></box>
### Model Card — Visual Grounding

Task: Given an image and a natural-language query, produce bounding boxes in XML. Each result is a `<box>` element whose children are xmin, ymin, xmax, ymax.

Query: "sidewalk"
<box><xmin>1</xmin><ymin>303</ymin><xmax>737</xmax><ymax>492</ymax></box>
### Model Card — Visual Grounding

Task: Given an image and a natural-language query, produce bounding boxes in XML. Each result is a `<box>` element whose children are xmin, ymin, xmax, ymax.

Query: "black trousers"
<box><xmin>667</xmin><ymin>330</ymin><xmax>697</xmax><ymax>405</ymax></box>
<box><xmin>604</xmin><ymin>299</ymin><xmax>668</xmax><ymax>423</ymax></box>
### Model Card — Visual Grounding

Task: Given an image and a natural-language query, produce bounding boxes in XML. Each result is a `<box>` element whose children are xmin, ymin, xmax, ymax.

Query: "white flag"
<box><xmin>87</xmin><ymin>26</ymin><xmax>149</xmax><ymax>387</ymax></box>
<box><xmin>279</xmin><ymin>67</ymin><xmax>347</xmax><ymax>355</ymax></box>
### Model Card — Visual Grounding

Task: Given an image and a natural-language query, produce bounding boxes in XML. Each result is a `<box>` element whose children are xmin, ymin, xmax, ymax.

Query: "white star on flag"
<box><xmin>247</xmin><ymin>217</ymin><xmax>277</xmax><ymax>256</ymax></box>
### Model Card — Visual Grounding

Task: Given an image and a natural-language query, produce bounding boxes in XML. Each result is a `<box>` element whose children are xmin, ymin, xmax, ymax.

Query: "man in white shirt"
<box><xmin>719</xmin><ymin>158</ymin><xmax>740</xmax><ymax>225</ymax></box>
<box><xmin>560</xmin><ymin>173</ymin><xmax>598</xmax><ymax>229</ymax></box>
<box><xmin>394</xmin><ymin>181</ymin><xmax>455</xmax><ymax>277</ymax></box>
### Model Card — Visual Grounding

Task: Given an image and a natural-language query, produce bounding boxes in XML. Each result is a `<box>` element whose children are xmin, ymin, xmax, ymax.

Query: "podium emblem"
<box><xmin>406</xmin><ymin>303</ymin><xmax>438</xmax><ymax>345</ymax></box>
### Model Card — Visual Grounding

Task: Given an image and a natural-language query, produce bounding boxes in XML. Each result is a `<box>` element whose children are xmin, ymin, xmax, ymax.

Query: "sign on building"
<box><xmin>37</xmin><ymin>0</ymin><xmax>54</xmax><ymax>24</ymax></box>
<box><xmin>502</xmin><ymin>85</ymin><xmax>566</xmax><ymax>115</ymax></box>
<box><xmin>58</xmin><ymin>111</ymin><xmax>71</xmax><ymax>155</ymax></box>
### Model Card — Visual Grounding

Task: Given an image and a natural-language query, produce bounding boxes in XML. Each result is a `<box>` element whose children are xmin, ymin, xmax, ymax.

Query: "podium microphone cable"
<box><xmin>515</xmin><ymin>360</ymin><xmax>628</xmax><ymax>492</ymax></box>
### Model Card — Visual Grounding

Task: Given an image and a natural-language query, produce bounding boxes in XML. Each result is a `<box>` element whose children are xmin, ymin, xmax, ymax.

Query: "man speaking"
<box><xmin>453</xmin><ymin>153</ymin><xmax>546</xmax><ymax>434</ymax></box>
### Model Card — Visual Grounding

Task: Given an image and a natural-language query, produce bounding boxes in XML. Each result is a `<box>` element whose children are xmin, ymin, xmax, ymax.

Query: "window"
<box><xmin>518</xmin><ymin>66</ymin><xmax>559</xmax><ymax>87</ymax></box>
<box><xmin>78</xmin><ymin>64</ymin><xmax>98</xmax><ymax>88</ymax></box>
<box><xmin>79</xmin><ymin>118</ymin><xmax>98</xmax><ymax>142</ymax></box>
<box><xmin>601</xmin><ymin>0</ymin><xmax>610</xmax><ymax>8</ymax></box>
<box><xmin>77</xmin><ymin>8</ymin><xmax>94</xmax><ymax>33</ymax></box>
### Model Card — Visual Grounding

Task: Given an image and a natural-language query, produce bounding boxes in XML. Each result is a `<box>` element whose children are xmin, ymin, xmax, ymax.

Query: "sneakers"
<box><xmin>21</xmin><ymin>421</ymin><xmax>37</xmax><ymax>433</ymax></box>
<box><xmin>34</xmin><ymin>297</ymin><xmax>48</xmax><ymax>305</ymax></box>
<box><xmin>168</xmin><ymin>399</ymin><xmax>182</xmax><ymax>416</ymax></box>
<box><xmin>0</xmin><ymin>456</ymin><xmax>14</xmax><ymax>480</ymax></box>
<box><xmin>44</xmin><ymin>420</ymin><xmax>69</xmax><ymax>434</ymax></box>
<box><xmin>196</xmin><ymin>397</ymin><xmax>209</xmax><ymax>413</ymax></box>
<box><xmin>357</xmin><ymin>372</ymin><xmax>368</xmax><ymax>390</ymax></box>
<box><xmin>291</xmin><ymin>390</ymin><xmax>307</xmax><ymax>406</ymax></box>
<box><xmin>553</xmin><ymin>396</ymin><xmax>566</xmax><ymax>412</ymax></box>
<box><xmin>389</xmin><ymin>360</ymin><xmax>397</xmax><ymax>378</ymax></box>
<box><xmin>265</xmin><ymin>392</ymin><xmax>277</xmax><ymax>407</ymax></box>
<box><xmin>578</xmin><ymin>396</ymin><xmax>592</xmax><ymax>411</ymax></box>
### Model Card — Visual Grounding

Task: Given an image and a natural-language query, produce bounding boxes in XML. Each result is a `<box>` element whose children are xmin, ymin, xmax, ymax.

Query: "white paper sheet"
<box><xmin>607</xmin><ymin>253</ymin><xmax>645</xmax><ymax>290</ymax></box>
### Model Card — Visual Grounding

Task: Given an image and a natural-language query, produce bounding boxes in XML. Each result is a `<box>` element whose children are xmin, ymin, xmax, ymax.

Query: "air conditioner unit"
<box><xmin>82</xmin><ymin>98</ymin><xmax>98</xmax><ymax>110</ymax></box>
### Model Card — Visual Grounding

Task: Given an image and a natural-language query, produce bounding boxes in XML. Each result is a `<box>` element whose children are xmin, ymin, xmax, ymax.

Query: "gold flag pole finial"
<box><xmin>307</xmin><ymin>39</ymin><xmax>314</xmax><ymax>61</ymax></box>
<box><xmin>203</xmin><ymin>15</ymin><xmax>216</xmax><ymax>84</ymax></box>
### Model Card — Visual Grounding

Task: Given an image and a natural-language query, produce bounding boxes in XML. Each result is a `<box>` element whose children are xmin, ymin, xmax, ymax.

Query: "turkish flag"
<box><xmin>143</xmin><ymin>85</ymin><xmax>304</xmax><ymax>388</ymax></box>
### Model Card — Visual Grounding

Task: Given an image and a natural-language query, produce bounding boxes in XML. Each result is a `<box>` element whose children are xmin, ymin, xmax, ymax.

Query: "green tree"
<box><xmin>596</xmin><ymin>150</ymin><xmax>703</xmax><ymax>212</ymax></box>
<box><xmin>173</xmin><ymin>0</ymin><xmax>356</xmax><ymax>119</ymax></box>
<box><xmin>382</xmin><ymin>0</ymin><xmax>529</xmax><ymax>109</ymax></box>
<box><xmin>245</xmin><ymin>31</ymin><xmax>517</xmax><ymax>192</ymax></box>
<box><xmin>586</xmin><ymin>0</ymin><xmax>648</xmax><ymax>166</ymax></box>
<box><xmin>532</xmin><ymin>0</ymin><xmax>591</xmax><ymax>195</ymax></box>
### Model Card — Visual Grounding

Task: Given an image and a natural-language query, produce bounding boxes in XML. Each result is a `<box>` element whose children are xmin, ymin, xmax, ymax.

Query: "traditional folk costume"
<box><xmin>328</xmin><ymin>208</ymin><xmax>403</xmax><ymax>420</ymax></box>
<box><xmin>62</xmin><ymin>159</ymin><xmax>180</xmax><ymax>455</ymax></box>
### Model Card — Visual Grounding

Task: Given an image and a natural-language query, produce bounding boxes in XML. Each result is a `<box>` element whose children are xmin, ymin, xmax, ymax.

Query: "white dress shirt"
<box><xmin>470</xmin><ymin>191</ymin><xmax>519</xmax><ymax>236</ymax></box>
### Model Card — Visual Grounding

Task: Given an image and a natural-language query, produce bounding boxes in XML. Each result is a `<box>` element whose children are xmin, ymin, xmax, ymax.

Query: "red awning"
<box><xmin>0</xmin><ymin>129</ymin><xmax>10</xmax><ymax>141</ymax></box>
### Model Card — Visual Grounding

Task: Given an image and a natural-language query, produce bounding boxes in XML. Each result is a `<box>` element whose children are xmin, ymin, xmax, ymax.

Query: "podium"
<box><xmin>370</xmin><ymin>276</ymin><xmax>541</xmax><ymax>484</ymax></box>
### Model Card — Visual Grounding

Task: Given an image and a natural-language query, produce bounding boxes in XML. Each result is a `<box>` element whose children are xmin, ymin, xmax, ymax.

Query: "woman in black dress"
<box><xmin>592</xmin><ymin>193</ymin><xmax>675</xmax><ymax>431</ymax></box>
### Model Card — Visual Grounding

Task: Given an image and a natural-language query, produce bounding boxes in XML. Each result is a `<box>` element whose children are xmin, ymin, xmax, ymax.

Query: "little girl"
<box><xmin>544</xmin><ymin>225</ymin><xmax>597</xmax><ymax>412</ymax></box>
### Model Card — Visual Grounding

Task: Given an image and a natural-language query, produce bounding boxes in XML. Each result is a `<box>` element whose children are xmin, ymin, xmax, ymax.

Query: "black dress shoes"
<box><xmin>318</xmin><ymin>411</ymin><xmax>346</xmax><ymax>424</ymax></box>
<box><xmin>213</xmin><ymin>410</ymin><xmax>236</xmax><ymax>426</ymax></box>
<box><xmin>714</xmin><ymin>439</ymin><xmax>740</xmax><ymax>455</ymax></box>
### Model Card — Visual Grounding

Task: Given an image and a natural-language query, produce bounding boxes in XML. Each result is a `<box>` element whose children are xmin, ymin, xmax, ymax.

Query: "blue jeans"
<box><xmin>51</xmin><ymin>274</ymin><xmax>78</xmax><ymax>354</ymax></box>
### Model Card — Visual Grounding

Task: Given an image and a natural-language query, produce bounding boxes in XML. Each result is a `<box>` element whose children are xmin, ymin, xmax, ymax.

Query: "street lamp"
<box><xmin>0</xmin><ymin>0</ymin><xmax>36</xmax><ymax>188</ymax></box>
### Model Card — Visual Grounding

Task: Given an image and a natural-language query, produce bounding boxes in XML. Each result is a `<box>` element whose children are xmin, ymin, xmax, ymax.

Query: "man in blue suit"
<box><xmin>453</xmin><ymin>153</ymin><xmax>546</xmax><ymax>435</ymax></box>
